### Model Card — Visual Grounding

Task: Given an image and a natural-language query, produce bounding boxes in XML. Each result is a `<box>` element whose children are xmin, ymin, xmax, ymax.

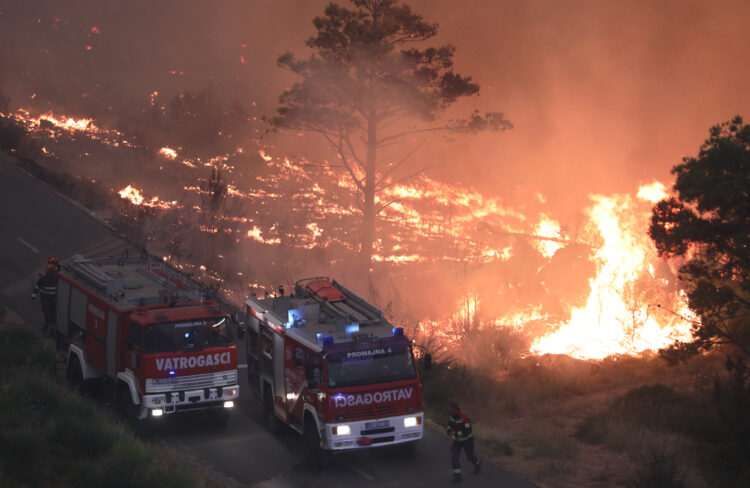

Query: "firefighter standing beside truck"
<box><xmin>447</xmin><ymin>401</ymin><xmax>481</xmax><ymax>484</ymax></box>
<box><xmin>31</xmin><ymin>261</ymin><xmax>58</xmax><ymax>335</ymax></box>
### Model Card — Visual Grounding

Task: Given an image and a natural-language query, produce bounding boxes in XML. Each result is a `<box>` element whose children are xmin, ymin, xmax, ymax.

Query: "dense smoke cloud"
<box><xmin>1</xmin><ymin>1</ymin><xmax>749</xmax><ymax>354</ymax></box>
<box><xmin>2</xmin><ymin>0</ymin><xmax>749</xmax><ymax>214</ymax></box>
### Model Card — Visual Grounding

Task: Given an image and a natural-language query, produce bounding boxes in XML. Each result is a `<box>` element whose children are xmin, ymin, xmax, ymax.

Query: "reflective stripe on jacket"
<box><xmin>32</xmin><ymin>274</ymin><xmax>57</xmax><ymax>298</ymax></box>
<box><xmin>448</xmin><ymin>412</ymin><xmax>473</xmax><ymax>442</ymax></box>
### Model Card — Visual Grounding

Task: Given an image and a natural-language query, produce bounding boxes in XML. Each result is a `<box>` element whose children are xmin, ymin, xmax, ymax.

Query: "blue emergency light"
<box><xmin>345</xmin><ymin>324</ymin><xmax>360</xmax><ymax>334</ymax></box>
<box><xmin>169</xmin><ymin>370</ymin><xmax>175</xmax><ymax>376</ymax></box>
<box><xmin>316</xmin><ymin>333</ymin><xmax>334</xmax><ymax>345</ymax></box>
<box><xmin>393</xmin><ymin>327</ymin><xmax>404</xmax><ymax>336</ymax></box>
<box><xmin>184</xmin><ymin>332</ymin><xmax>190</xmax><ymax>339</ymax></box>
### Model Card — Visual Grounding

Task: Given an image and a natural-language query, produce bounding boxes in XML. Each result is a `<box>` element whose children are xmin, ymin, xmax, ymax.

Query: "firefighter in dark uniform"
<box><xmin>446</xmin><ymin>402</ymin><xmax>481</xmax><ymax>483</ymax></box>
<box><xmin>32</xmin><ymin>263</ymin><xmax>58</xmax><ymax>335</ymax></box>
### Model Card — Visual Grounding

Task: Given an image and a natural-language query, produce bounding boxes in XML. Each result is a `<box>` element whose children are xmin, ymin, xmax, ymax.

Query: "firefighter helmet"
<box><xmin>47</xmin><ymin>255</ymin><xmax>59</xmax><ymax>264</ymax></box>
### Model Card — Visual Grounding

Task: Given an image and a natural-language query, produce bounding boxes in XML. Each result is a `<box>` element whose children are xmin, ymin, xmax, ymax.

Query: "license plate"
<box><xmin>365</xmin><ymin>420</ymin><xmax>389</xmax><ymax>429</ymax></box>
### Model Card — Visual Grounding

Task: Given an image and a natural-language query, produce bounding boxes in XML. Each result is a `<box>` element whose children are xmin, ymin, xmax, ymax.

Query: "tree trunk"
<box><xmin>361</xmin><ymin>113</ymin><xmax>377</xmax><ymax>270</ymax></box>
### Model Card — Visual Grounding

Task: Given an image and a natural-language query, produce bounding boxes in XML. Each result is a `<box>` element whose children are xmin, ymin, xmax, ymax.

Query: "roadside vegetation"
<box><xmin>420</xmin><ymin>349</ymin><xmax>747</xmax><ymax>488</ymax></box>
<box><xmin>0</xmin><ymin>307</ymin><xmax>210</xmax><ymax>488</ymax></box>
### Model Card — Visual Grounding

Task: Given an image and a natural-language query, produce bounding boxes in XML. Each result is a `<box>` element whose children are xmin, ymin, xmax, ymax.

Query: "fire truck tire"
<box><xmin>304</xmin><ymin>417</ymin><xmax>330</xmax><ymax>468</ymax></box>
<box><xmin>262</xmin><ymin>385</ymin><xmax>282</xmax><ymax>433</ymax></box>
<box><xmin>117</xmin><ymin>382</ymin><xmax>140</xmax><ymax>423</ymax></box>
<box><xmin>66</xmin><ymin>356</ymin><xmax>84</xmax><ymax>393</ymax></box>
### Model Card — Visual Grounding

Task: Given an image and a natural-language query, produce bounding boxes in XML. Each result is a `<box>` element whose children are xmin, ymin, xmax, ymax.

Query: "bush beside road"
<box><xmin>420</xmin><ymin>353</ymin><xmax>748</xmax><ymax>488</ymax></box>
<box><xmin>0</xmin><ymin>306</ymin><xmax>211</xmax><ymax>488</ymax></box>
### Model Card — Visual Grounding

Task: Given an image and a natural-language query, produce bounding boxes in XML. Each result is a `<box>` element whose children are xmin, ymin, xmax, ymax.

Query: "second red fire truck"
<box><xmin>244</xmin><ymin>277</ymin><xmax>423</xmax><ymax>463</ymax></box>
<box><xmin>55</xmin><ymin>252</ymin><xmax>239</xmax><ymax>425</ymax></box>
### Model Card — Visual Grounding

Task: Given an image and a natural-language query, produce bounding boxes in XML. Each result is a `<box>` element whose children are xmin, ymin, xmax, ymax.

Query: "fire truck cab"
<box><xmin>244</xmin><ymin>277</ymin><xmax>423</xmax><ymax>459</ymax></box>
<box><xmin>55</xmin><ymin>253</ymin><xmax>239</xmax><ymax>424</ymax></box>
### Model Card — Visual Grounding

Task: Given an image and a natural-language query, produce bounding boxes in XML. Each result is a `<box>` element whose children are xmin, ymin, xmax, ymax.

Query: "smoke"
<box><xmin>415</xmin><ymin>0</ymin><xmax>750</xmax><ymax>214</ymax></box>
<box><xmin>3</xmin><ymin>1</ymin><xmax>749</xmax><ymax>198</ymax></box>
<box><xmin>2</xmin><ymin>0</ymin><xmax>748</xmax><ymax>355</ymax></box>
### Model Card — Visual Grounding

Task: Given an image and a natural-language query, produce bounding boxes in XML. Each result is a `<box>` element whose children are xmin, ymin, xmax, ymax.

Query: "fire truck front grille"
<box><xmin>145</xmin><ymin>370</ymin><xmax>237</xmax><ymax>393</ymax></box>
<box><xmin>370</xmin><ymin>436</ymin><xmax>395</xmax><ymax>444</ymax></box>
<box><xmin>338</xmin><ymin>404</ymin><xmax>397</xmax><ymax>421</ymax></box>
<box><xmin>360</xmin><ymin>426</ymin><xmax>395</xmax><ymax>436</ymax></box>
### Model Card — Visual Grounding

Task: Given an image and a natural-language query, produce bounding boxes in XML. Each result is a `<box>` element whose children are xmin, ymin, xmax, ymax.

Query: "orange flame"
<box><xmin>530</xmin><ymin>183</ymin><xmax>692</xmax><ymax>359</ymax></box>
<box><xmin>159</xmin><ymin>147</ymin><xmax>178</xmax><ymax>159</ymax></box>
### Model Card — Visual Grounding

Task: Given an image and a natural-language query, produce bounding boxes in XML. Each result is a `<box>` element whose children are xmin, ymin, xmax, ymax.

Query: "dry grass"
<box><xmin>420</xmin><ymin>351</ymin><xmax>736</xmax><ymax>488</ymax></box>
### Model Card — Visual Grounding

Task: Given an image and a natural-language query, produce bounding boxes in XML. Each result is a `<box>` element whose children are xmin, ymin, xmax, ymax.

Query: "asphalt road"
<box><xmin>0</xmin><ymin>156</ymin><xmax>537</xmax><ymax>488</ymax></box>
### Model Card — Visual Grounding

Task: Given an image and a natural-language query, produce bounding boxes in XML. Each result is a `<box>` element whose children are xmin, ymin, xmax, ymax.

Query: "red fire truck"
<box><xmin>244</xmin><ymin>277</ymin><xmax>423</xmax><ymax>463</ymax></box>
<box><xmin>55</xmin><ymin>252</ymin><xmax>239</xmax><ymax>424</ymax></box>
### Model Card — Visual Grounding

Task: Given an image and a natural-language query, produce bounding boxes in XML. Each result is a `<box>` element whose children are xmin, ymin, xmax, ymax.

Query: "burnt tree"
<box><xmin>272</xmin><ymin>0</ymin><xmax>511</xmax><ymax>266</ymax></box>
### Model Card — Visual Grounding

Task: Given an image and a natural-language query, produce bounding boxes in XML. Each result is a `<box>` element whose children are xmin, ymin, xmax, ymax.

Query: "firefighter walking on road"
<box><xmin>446</xmin><ymin>402</ymin><xmax>481</xmax><ymax>483</ymax></box>
<box><xmin>32</xmin><ymin>261</ymin><xmax>58</xmax><ymax>335</ymax></box>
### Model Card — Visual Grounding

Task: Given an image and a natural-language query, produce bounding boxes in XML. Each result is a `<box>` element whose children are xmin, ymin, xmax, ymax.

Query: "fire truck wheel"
<box><xmin>66</xmin><ymin>356</ymin><xmax>84</xmax><ymax>393</ymax></box>
<box><xmin>262</xmin><ymin>387</ymin><xmax>282</xmax><ymax>434</ymax></box>
<box><xmin>117</xmin><ymin>383</ymin><xmax>140</xmax><ymax>423</ymax></box>
<box><xmin>305</xmin><ymin>420</ymin><xmax>330</xmax><ymax>468</ymax></box>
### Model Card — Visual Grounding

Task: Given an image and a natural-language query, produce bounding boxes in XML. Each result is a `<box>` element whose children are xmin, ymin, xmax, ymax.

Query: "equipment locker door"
<box><xmin>106</xmin><ymin>310</ymin><xmax>117</xmax><ymax>377</ymax></box>
<box><xmin>56</xmin><ymin>280</ymin><xmax>71</xmax><ymax>336</ymax></box>
<box><xmin>273</xmin><ymin>333</ymin><xmax>287</xmax><ymax>419</ymax></box>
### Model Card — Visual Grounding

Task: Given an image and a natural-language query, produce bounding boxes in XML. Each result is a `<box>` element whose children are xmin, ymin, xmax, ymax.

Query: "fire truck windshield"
<box><xmin>143</xmin><ymin>317</ymin><xmax>232</xmax><ymax>354</ymax></box>
<box><xmin>326</xmin><ymin>346</ymin><xmax>416</xmax><ymax>388</ymax></box>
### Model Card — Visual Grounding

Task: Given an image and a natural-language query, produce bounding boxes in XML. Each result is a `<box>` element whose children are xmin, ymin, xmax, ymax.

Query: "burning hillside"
<box><xmin>2</xmin><ymin>106</ymin><xmax>695</xmax><ymax>360</ymax></box>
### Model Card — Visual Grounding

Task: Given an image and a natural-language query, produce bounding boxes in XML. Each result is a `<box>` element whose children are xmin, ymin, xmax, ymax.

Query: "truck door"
<box><xmin>56</xmin><ymin>280</ymin><xmax>71</xmax><ymax>337</ymax></box>
<box><xmin>284</xmin><ymin>343</ymin><xmax>306</xmax><ymax>421</ymax></box>
<box><xmin>245</xmin><ymin>311</ymin><xmax>261</xmax><ymax>398</ymax></box>
<box><xmin>273</xmin><ymin>333</ymin><xmax>287</xmax><ymax>419</ymax></box>
<box><xmin>106</xmin><ymin>310</ymin><xmax>117</xmax><ymax>377</ymax></box>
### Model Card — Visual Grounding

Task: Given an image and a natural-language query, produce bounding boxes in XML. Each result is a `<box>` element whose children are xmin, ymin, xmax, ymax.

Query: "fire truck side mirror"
<box><xmin>424</xmin><ymin>353</ymin><xmax>432</xmax><ymax>371</ymax></box>
<box><xmin>232</xmin><ymin>312</ymin><xmax>245</xmax><ymax>340</ymax></box>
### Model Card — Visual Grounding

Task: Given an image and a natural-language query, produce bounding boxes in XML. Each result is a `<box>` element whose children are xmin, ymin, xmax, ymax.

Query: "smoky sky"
<box><xmin>1</xmin><ymin>0</ymin><xmax>749</xmax><ymax>222</ymax></box>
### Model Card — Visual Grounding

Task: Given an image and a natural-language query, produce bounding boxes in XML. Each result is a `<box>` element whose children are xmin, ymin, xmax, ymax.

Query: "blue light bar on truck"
<box><xmin>316</xmin><ymin>333</ymin><xmax>334</xmax><ymax>345</ymax></box>
<box><xmin>345</xmin><ymin>324</ymin><xmax>360</xmax><ymax>334</ymax></box>
<box><xmin>393</xmin><ymin>327</ymin><xmax>404</xmax><ymax>336</ymax></box>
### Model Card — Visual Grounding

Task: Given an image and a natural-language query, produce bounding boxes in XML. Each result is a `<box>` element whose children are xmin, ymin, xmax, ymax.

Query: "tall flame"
<box><xmin>530</xmin><ymin>185</ymin><xmax>692</xmax><ymax>358</ymax></box>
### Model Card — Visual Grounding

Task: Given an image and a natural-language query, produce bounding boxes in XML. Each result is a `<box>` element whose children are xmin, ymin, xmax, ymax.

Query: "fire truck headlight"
<box><xmin>152</xmin><ymin>408</ymin><xmax>164</xmax><ymax>417</ymax></box>
<box><xmin>332</xmin><ymin>425</ymin><xmax>351</xmax><ymax>436</ymax></box>
<box><xmin>404</xmin><ymin>416</ymin><xmax>421</xmax><ymax>428</ymax></box>
<box><xmin>223</xmin><ymin>401</ymin><xmax>234</xmax><ymax>408</ymax></box>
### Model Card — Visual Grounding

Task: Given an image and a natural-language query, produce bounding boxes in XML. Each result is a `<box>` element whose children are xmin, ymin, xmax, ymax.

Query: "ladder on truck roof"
<box><xmin>66</xmin><ymin>254</ymin><xmax>125</xmax><ymax>297</ymax></box>
<box><xmin>64</xmin><ymin>254</ymin><xmax>208</xmax><ymax>305</ymax></box>
<box><xmin>295</xmin><ymin>277</ymin><xmax>384</xmax><ymax>325</ymax></box>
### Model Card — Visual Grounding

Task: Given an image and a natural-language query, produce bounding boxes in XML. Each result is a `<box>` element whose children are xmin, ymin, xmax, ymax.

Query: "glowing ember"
<box><xmin>159</xmin><ymin>147</ymin><xmax>178</xmax><ymax>159</ymax></box>
<box><xmin>5</xmin><ymin>108</ymin><xmax>132</xmax><ymax>148</ymax></box>
<box><xmin>117</xmin><ymin>185</ymin><xmax>177</xmax><ymax>209</ymax></box>
<box><xmin>118</xmin><ymin>185</ymin><xmax>144</xmax><ymax>205</ymax></box>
